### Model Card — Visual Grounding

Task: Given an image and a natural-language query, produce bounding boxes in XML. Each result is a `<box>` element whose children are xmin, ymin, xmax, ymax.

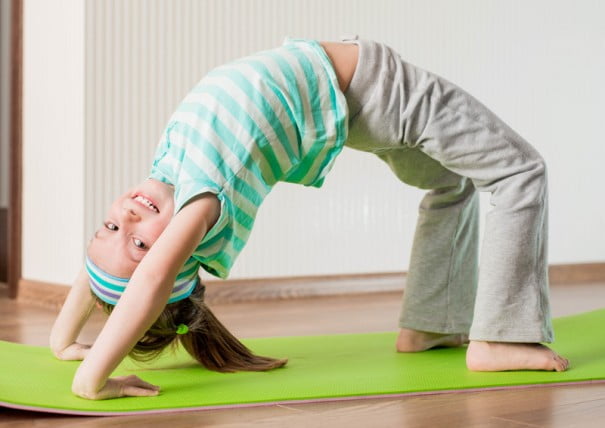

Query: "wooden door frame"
<box><xmin>8</xmin><ymin>0</ymin><xmax>22</xmax><ymax>299</ymax></box>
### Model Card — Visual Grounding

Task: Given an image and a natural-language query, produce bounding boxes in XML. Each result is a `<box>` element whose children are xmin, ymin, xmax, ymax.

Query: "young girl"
<box><xmin>50</xmin><ymin>37</ymin><xmax>569</xmax><ymax>400</ymax></box>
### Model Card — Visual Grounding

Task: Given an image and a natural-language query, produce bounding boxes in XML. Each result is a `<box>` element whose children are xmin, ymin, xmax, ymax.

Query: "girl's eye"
<box><xmin>105</xmin><ymin>222</ymin><xmax>118</xmax><ymax>231</ymax></box>
<box><xmin>133</xmin><ymin>238</ymin><xmax>147</xmax><ymax>250</ymax></box>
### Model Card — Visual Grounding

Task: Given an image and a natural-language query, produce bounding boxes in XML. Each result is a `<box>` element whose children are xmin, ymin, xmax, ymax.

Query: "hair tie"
<box><xmin>176</xmin><ymin>324</ymin><xmax>189</xmax><ymax>335</ymax></box>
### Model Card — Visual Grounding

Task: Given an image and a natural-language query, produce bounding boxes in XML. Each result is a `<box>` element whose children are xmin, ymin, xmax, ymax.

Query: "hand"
<box><xmin>73</xmin><ymin>375</ymin><xmax>161</xmax><ymax>400</ymax></box>
<box><xmin>53</xmin><ymin>342</ymin><xmax>92</xmax><ymax>361</ymax></box>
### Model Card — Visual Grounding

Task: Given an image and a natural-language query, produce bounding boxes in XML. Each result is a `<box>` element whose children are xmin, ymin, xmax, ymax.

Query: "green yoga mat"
<box><xmin>1</xmin><ymin>309</ymin><xmax>605</xmax><ymax>416</ymax></box>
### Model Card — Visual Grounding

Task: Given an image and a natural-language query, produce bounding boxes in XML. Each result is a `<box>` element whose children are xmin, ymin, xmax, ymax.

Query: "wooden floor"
<box><xmin>1</xmin><ymin>281</ymin><xmax>605</xmax><ymax>427</ymax></box>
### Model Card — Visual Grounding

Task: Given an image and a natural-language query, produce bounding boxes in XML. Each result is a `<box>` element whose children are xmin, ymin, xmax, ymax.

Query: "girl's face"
<box><xmin>87</xmin><ymin>178</ymin><xmax>174</xmax><ymax>278</ymax></box>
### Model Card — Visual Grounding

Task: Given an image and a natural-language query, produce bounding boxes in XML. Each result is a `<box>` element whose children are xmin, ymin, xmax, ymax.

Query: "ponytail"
<box><xmin>92</xmin><ymin>284</ymin><xmax>287</xmax><ymax>372</ymax></box>
<box><xmin>177</xmin><ymin>287</ymin><xmax>287</xmax><ymax>372</ymax></box>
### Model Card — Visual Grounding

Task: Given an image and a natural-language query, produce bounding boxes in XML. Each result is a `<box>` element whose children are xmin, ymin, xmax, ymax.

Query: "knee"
<box><xmin>497</xmin><ymin>156</ymin><xmax>548</xmax><ymax>208</ymax></box>
<box><xmin>532</xmin><ymin>156</ymin><xmax>548</xmax><ymax>179</ymax></box>
<box><xmin>527</xmin><ymin>156</ymin><xmax>548</xmax><ymax>200</ymax></box>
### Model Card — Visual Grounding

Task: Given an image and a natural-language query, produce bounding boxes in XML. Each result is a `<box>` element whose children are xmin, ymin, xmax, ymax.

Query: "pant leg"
<box><xmin>343</xmin><ymin>39</ymin><xmax>553</xmax><ymax>343</ymax></box>
<box><xmin>394</xmin><ymin>60</ymin><xmax>553</xmax><ymax>343</ymax></box>
<box><xmin>397</xmin><ymin>176</ymin><xmax>480</xmax><ymax>334</ymax></box>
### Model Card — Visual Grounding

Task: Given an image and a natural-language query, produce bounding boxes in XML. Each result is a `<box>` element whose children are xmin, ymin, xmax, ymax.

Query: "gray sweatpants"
<box><xmin>342</xmin><ymin>38</ymin><xmax>553</xmax><ymax>343</ymax></box>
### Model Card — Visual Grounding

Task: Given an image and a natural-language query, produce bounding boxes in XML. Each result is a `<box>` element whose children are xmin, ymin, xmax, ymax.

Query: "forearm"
<box><xmin>49</xmin><ymin>268</ymin><xmax>96</xmax><ymax>357</ymax></box>
<box><xmin>72</xmin><ymin>271</ymin><xmax>172</xmax><ymax>395</ymax></box>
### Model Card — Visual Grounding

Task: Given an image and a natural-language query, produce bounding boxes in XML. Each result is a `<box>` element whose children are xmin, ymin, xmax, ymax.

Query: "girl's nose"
<box><xmin>122</xmin><ymin>207</ymin><xmax>141</xmax><ymax>221</ymax></box>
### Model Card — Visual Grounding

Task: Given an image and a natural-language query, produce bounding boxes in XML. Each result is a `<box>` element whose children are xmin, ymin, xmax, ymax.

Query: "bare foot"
<box><xmin>466</xmin><ymin>341</ymin><xmax>570</xmax><ymax>372</ymax></box>
<box><xmin>396</xmin><ymin>328</ymin><xmax>468</xmax><ymax>352</ymax></box>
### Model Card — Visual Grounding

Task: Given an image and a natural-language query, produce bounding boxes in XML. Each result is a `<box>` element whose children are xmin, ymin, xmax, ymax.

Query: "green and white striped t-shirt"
<box><xmin>149</xmin><ymin>38</ymin><xmax>349</xmax><ymax>279</ymax></box>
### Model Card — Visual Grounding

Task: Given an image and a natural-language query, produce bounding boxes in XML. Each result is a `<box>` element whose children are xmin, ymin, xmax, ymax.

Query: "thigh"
<box><xmin>343</xmin><ymin>40</ymin><xmax>462</xmax><ymax>190</ymax></box>
<box><xmin>399</xmin><ymin>63</ymin><xmax>545</xmax><ymax>197</ymax></box>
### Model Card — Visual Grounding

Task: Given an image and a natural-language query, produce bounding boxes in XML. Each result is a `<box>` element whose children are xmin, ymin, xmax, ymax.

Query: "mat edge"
<box><xmin>3</xmin><ymin>379</ymin><xmax>605</xmax><ymax>417</ymax></box>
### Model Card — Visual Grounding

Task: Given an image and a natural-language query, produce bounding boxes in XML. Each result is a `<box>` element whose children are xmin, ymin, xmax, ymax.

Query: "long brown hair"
<box><xmin>93</xmin><ymin>283</ymin><xmax>287</xmax><ymax>372</ymax></box>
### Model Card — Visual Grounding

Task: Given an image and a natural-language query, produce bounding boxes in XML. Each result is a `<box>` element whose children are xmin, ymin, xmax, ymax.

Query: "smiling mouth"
<box><xmin>132</xmin><ymin>194</ymin><xmax>160</xmax><ymax>213</ymax></box>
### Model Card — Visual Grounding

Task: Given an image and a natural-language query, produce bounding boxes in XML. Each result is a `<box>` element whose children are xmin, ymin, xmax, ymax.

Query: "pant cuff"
<box><xmin>469</xmin><ymin>326</ymin><xmax>554</xmax><ymax>343</ymax></box>
<box><xmin>399</xmin><ymin>317</ymin><xmax>471</xmax><ymax>335</ymax></box>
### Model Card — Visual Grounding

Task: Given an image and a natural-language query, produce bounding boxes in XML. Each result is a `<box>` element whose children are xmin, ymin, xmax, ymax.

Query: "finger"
<box><xmin>120</xmin><ymin>375</ymin><xmax>161</xmax><ymax>391</ymax></box>
<box><xmin>75</xmin><ymin>345</ymin><xmax>91</xmax><ymax>360</ymax></box>
<box><xmin>58</xmin><ymin>347</ymin><xmax>85</xmax><ymax>361</ymax></box>
<box><xmin>130</xmin><ymin>377</ymin><xmax>161</xmax><ymax>391</ymax></box>
<box><xmin>121</xmin><ymin>385</ymin><xmax>160</xmax><ymax>397</ymax></box>
<box><xmin>57</xmin><ymin>349</ymin><xmax>76</xmax><ymax>360</ymax></box>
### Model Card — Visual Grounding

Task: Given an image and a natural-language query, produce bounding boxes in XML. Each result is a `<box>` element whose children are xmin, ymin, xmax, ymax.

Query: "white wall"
<box><xmin>22</xmin><ymin>0</ymin><xmax>605</xmax><ymax>285</ymax></box>
<box><xmin>0</xmin><ymin>0</ymin><xmax>11</xmax><ymax>209</ymax></box>
<box><xmin>22</xmin><ymin>0</ymin><xmax>85</xmax><ymax>284</ymax></box>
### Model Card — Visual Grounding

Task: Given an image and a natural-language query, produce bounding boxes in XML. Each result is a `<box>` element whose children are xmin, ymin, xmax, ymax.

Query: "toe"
<box><xmin>552</xmin><ymin>354</ymin><xmax>569</xmax><ymax>372</ymax></box>
<box><xmin>559</xmin><ymin>356</ymin><xmax>570</xmax><ymax>371</ymax></box>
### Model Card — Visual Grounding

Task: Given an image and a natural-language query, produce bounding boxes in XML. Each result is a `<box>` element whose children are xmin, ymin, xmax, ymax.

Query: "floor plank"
<box><xmin>1</xmin><ymin>281</ymin><xmax>604</xmax><ymax>427</ymax></box>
